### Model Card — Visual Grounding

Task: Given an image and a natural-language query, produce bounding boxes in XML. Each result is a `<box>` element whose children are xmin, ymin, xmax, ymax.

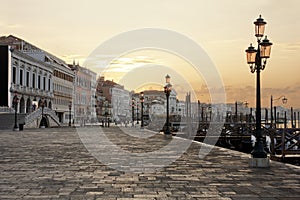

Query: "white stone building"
<box><xmin>0</xmin><ymin>35</ymin><xmax>75</xmax><ymax>125</ymax></box>
<box><xmin>176</xmin><ymin>100</ymin><xmax>186</xmax><ymax>117</ymax></box>
<box><xmin>134</xmin><ymin>89</ymin><xmax>178</xmax><ymax>117</ymax></box>
<box><xmin>111</xmin><ymin>86</ymin><xmax>131</xmax><ymax>123</ymax></box>
<box><xmin>23</xmin><ymin>45</ymin><xmax>74</xmax><ymax>124</ymax></box>
<box><xmin>0</xmin><ymin>44</ymin><xmax>53</xmax><ymax>113</ymax></box>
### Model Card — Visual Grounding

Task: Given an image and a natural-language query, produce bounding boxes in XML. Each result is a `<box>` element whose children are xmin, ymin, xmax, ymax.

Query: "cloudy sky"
<box><xmin>1</xmin><ymin>0</ymin><xmax>300</xmax><ymax>107</ymax></box>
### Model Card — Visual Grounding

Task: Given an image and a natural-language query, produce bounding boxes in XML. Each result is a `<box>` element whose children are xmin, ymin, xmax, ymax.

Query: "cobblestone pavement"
<box><xmin>0</xmin><ymin>126</ymin><xmax>299</xmax><ymax>200</ymax></box>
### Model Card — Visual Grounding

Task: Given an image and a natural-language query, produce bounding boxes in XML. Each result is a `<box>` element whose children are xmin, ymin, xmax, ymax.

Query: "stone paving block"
<box><xmin>0</xmin><ymin>127</ymin><xmax>299</xmax><ymax>199</ymax></box>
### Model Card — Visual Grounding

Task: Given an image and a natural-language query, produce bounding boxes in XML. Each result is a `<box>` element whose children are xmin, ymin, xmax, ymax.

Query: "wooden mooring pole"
<box><xmin>294</xmin><ymin>112</ymin><xmax>296</xmax><ymax>128</ymax></box>
<box><xmin>291</xmin><ymin>107</ymin><xmax>294</xmax><ymax>128</ymax></box>
<box><xmin>274</xmin><ymin>106</ymin><xmax>277</xmax><ymax>128</ymax></box>
<box><xmin>298</xmin><ymin>112</ymin><xmax>300</xmax><ymax>128</ymax></box>
<box><xmin>284</xmin><ymin>111</ymin><xmax>287</xmax><ymax>129</ymax></box>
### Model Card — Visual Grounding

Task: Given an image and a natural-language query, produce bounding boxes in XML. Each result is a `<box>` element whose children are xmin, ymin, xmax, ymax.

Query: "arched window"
<box><xmin>26</xmin><ymin>98</ymin><xmax>31</xmax><ymax>113</ymax></box>
<box><xmin>19</xmin><ymin>97</ymin><xmax>25</xmax><ymax>113</ymax></box>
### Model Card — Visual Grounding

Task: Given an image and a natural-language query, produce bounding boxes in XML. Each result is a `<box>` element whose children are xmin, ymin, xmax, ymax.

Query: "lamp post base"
<box><xmin>164</xmin><ymin>128</ymin><xmax>172</xmax><ymax>139</ymax></box>
<box><xmin>164</xmin><ymin>129</ymin><xmax>171</xmax><ymax>135</ymax></box>
<box><xmin>249</xmin><ymin>156</ymin><xmax>270</xmax><ymax>168</ymax></box>
<box><xmin>251</xmin><ymin>140</ymin><xmax>268</xmax><ymax>158</ymax></box>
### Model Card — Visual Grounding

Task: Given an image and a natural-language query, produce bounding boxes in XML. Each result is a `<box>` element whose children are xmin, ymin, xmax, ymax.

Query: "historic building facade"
<box><xmin>0</xmin><ymin>35</ymin><xmax>75</xmax><ymax>124</ymax></box>
<box><xmin>70</xmin><ymin>63</ymin><xmax>97</xmax><ymax>125</ymax></box>
<box><xmin>133</xmin><ymin>89</ymin><xmax>178</xmax><ymax>116</ymax></box>
<box><xmin>0</xmin><ymin>43</ymin><xmax>53</xmax><ymax>114</ymax></box>
<box><xmin>111</xmin><ymin>86</ymin><xmax>131</xmax><ymax>123</ymax></box>
<box><xmin>96</xmin><ymin>76</ymin><xmax>131</xmax><ymax>124</ymax></box>
<box><xmin>51</xmin><ymin>63</ymin><xmax>74</xmax><ymax>124</ymax></box>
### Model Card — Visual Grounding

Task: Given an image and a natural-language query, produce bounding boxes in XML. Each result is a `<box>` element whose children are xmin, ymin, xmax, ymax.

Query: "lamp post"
<box><xmin>270</xmin><ymin>95</ymin><xmax>287</xmax><ymax>128</ymax></box>
<box><xmin>245</xmin><ymin>15</ymin><xmax>273</xmax><ymax>161</ymax></box>
<box><xmin>132</xmin><ymin>98</ymin><xmax>135</xmax><ymax>126</ymax></box>
<box><xmin>140</xmin><ymin>92</ymin><xmax>144</xmax><ymax>128</ymax></box>
<box><xmin>197</xmin><ymin>100</ymin><xmax>201</xmax><ymax>131</ymax></box>
<box><xmin>103</xmin><ymin>100</ymin><xmax>109</xmax><ymax>127</ymax></box>
<box><xmin>136</xmin><ymin>103</ymin><xmax>139</xmax><ymax>125</ymax></box>
<box><xmin>68</xmin><ymin>101</ymin><xmax>72</xmax><ymax>127</ymax></box>
<box><xmin>40</xmin><ymin>98</ymin><xmax>45</xmax><ymax>128</ymax></box>
<box><xmin>164</xmin><ymin>74</ymin><xmax>172</xmax><ymax>135</ymax></box>
<box><xmin>13</xmin><ymin>93</ymin><xmax>19</xmax><ymax>131</ymax></box>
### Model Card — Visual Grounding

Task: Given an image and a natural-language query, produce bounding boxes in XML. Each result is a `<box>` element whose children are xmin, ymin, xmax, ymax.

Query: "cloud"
<box><xmin>208</xmin><ymin>38</ymin><xmax>244</xmax><ymax>45</ymax></box>
<box><xmin>82</xmin><ymin>54</ymin><xmax>118</xmax><ymax>71</ymax></box>
<box><xmin>221</xmin><ymin>84</ymin><xmax>300</xmax><ymax>108</ymax></box>
<box><xmin>62</xmin><ymin>54</ymin><xmax>85</xmax><ymax>59</ymax></box>
<box><xmin>110</xmin><ymin>56</ymin><xmax>157</xmax><ymax>65</ymax></box>
<box><xmin>0</xmin><ymin>21</ymin><xmax>22</xmax><ymax>29</ymax></box>
<box><xmin>7</xmin><ymin>24</ymin><xmax>22</xmax><ymax>29</ymax></box>
<box><xmin>277</xmin><ymin>42</ymin><xmax>300</xmax><ymax>52</ymax></box>
<box><xmin>104</xmin><ymin>64</ymin><xmax>132</xmax><ymax>73</ymax></box>
<box><xmin>103</xmin><ymin>56</ymin><xmax>162</xmax><ymax>75</ymax></box>
<box><xmin>110</xmin><ymin>57</ymin><xmax>133</xmax><ymax>65</ymax></box>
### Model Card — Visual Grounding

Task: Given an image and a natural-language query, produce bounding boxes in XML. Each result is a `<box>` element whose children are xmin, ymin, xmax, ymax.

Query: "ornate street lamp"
<box><xmin>245</xmin><ymin>15</ymin><xmax>273</xmax><ymax>161</ymax></box>
<box><xmin>140</xmin><ymin>92</ymin><xmax>144</xmax><ymax>128</ymax></box>
<box><xmin>40</xmin><ymin>98</ymin><xmax>45</xmax><ymax>128</ymax></box>
<box><xmin>197</xmin><ymin>100</ymin><xmax>201</xmax><ymax>131</ymax></box>
<box><xmin>136</xmin><ymin>103</ymin><xmax>139</xmax><ymax>125</ymax></box>
<box><xmin>164</xmin><ymin>74</ymin><xmax>172</xmax><ymax>135</ymax></box>
<box><xmin>13</xmin><ymin>93</ymin><xmax>19</xmax><ymax>131</ymax></box>
<box><xmin>282</xmin><ymin>97</ymin><xmax>288</xmax><ymax>104</ymax></box>
<box><xmin>270</xmin><ymin>95</ymin><xmax>287</xmax><ymax>127</ymax></box>
<box><xmin>68</xmin><ymin>101</ymin><xmax>72</xmax><ymax>126</ymax></box>
<box><xmin>103</xmin><ymin>100</ymin><xmax>109</xmax><ymax>127</ymax></box>
<box><xmin>131</xmin><ymin>98</ymin><xmax>135</xmax><ymax>126</ymax></box>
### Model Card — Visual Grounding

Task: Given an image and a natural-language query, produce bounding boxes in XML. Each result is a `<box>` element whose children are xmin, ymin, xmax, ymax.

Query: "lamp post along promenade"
<box><xmin>13</xmin><ymin>93</ymin><xmax>19</xmax><ymax>131</ymax></box>
<box><xmin>140</xmin><ymin>92</ymin><xmax>144</xmax><ymax>128</ymax></box>
<box><xmin>270</xmin><ymin>95</ymin><xmax>287</xmax><ymax>127</ymax></box>
<box><xmin>136</xmin><ymin>103</ymin><xmax>139</xmax><ymax>125</ymax></box>
<box><xmin>164</xmin><ymin>75</ymin><xmax>172</xmax><ymax>136</ymax></box>
<box><xmin>40</xmin><ymin>98</ymin><xmax>45</xmax><ymax>128</ymax></box>
<box><xmin>246</xmin><ymin>15</ymin><xmax>273</xmax><ymax>167</ymax></box>
<box><xmin>68</xmin><ymin>101</ymin><xmax>72</xmax><ymax>127</ymax></box>
<box><xmin>131</xmin><ymin>98</ymin><xmax>135</xmax><ymax>126</ymax></box>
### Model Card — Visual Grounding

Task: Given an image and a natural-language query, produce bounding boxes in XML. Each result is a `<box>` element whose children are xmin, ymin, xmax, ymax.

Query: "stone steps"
<box><xmin>0</xmin><ymin>113</ymin><xmax>26</xmax><ymax>130</ymax></box>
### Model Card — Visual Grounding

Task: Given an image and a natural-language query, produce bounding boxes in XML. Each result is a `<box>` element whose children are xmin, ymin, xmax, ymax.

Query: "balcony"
<box><xmin>10</xmin><ymin>83</ymin><xmax>52</xmax><ymax>98</ymax></box>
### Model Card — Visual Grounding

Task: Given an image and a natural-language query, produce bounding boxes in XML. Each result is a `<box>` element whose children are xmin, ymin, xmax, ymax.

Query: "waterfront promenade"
<box><xmin>0</xmin><ymin>126</ymin><xmax>299</xmax><ymax>199</ymax></box>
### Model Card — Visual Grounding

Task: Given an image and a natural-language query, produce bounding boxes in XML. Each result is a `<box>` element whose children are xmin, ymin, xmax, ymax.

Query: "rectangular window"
<box><xmin>19</xmin><ymin>69</ymin><xmax>23</xmax><ymax>85</ymax></box>
<box><xmin>12</xmin><ymin>67</ymin><xmax>16</xmax><ymax>84</ymax></box>
<box><xmin>32</xmin><ymin>73</ymin><xmax>36</xmax><ymax>88</ymax></box>
<box><xmin>43</xmin><ymin>76</ymin><xmax>46</xmax><ymax>90</ymax></box>
<box><xmin>48</xmin><ymin>79</ymin><xmax>51</xmax><ymax>91</ymax></box>
<box><xmin>38</xmin><ymin>75</ymin><xmax>41</xmax><ymax>89</ymax></box>
<box><xmin>26</xmin><ymin>71</ymin><xmax>30</xmax><ymax>87</ymax></box>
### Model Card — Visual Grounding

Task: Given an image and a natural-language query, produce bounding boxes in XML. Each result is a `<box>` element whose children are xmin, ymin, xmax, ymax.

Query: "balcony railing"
<box><xmin>10</xmin><ymin>83</ymin><xmax>53</xmax><ymax>98</ymax></box>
